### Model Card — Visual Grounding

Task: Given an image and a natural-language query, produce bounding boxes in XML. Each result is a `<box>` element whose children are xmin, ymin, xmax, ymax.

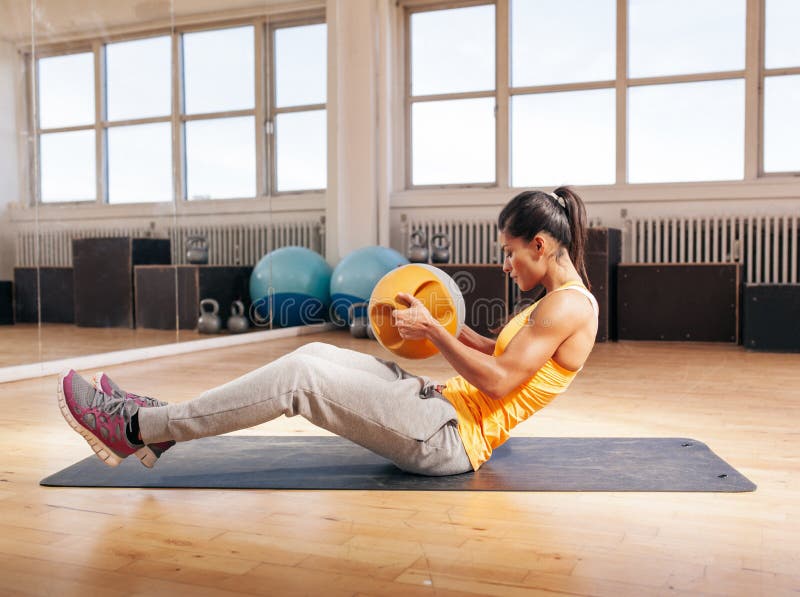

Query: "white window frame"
<box><xmin>268</xmin><ymin>19</ymin><xmax>328</xmax><ymax>195</ymax></box>
<box><xmin>24</xmin><ymin>11</ymin><xmax>326</xmax><ymax>208</ymax></box>
<box><xmin>759</xmin><ymin>0</ymin><xmax>800</xmax><ymax>177</ymax></box>
<box><xmin>400</xmin><ymin>0</ymin><xmax>789</xmax><ymax>193</ymax></box>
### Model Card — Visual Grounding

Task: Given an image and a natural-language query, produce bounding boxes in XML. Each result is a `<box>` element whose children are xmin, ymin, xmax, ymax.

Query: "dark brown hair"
<box><xmin>497</xmin><ymin>186</ymin><xmax>590</xmax><ymax>290</ymax></box>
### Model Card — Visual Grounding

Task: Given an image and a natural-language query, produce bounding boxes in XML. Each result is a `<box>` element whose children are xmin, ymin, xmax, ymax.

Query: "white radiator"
<box><xmin>15</xmin><ymin>227</ymin><xmax>150</xmax><ymax>267</ymax></box>
<box><xmin>403</xmin><ymin>216</ymin><xmax>605</xmax><ymax>265</ymax></box>
<box><xmin>626</xmin><ymin>215</ymin><xmax>799</xmax><ymax>284</ymax></box>
<box><xmin>404</xmin><ymin>218</ymin><xmax>502</xmax><ymax>264</ymax></box>
<box><xmin>167</xmin><ymin>221</ymin><xmax>324</xmax><ymax>266</ymax></box>
<box><xmin>15</xmin><ymin>220</ymin><xmax>325</xmax><ymax>267</ymax></box>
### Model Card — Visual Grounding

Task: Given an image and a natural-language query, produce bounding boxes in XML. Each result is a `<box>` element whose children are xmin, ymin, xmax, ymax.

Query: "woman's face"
<box><xmin>499</xmin><ymin>230</ymin><xmax>545</xmax><ymax>292</ymax></box>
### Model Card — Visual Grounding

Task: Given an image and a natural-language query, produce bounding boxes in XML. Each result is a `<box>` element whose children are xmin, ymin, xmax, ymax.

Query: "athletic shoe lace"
<box><xmin>89</xmin><ymin>389</ymin><xmax>139</xmax><ymax>429</ymax></box>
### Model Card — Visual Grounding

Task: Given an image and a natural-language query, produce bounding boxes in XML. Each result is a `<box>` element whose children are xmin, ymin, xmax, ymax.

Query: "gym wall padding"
<box><xmin>742</xmin><ymin>284</ymin><xmax>800</xmax><ymax>352</ymax></box>
<box><xmin>13</xmin><ymin>267</ymin><xmax>74</xmax><ymax>324</ymax></box>
<box><xmin>586</xmin><ymin>227</ymin><xmax>622</xmax><ymax>342</ymax></box>
<box><xmin>438</xmin><ymin>264</ymin><xmax>508</xmax><ymax>337</ymax></box>
<box><xmin>0</xmin><ymin>281</ymin><xmax>13</xmax><ymax>325</ymax></box>
<box><xmin>73</xmin><ymin>237</ymin><xmax>171</xmax><ymax>328</ymax></box>
<box><xmin>135</xmin><ymin>265</ymin><xmax>253</xmax><ymax>330</ymax></box>
<box><xmin>617</xmin><ymin>263</ymin><xmax>741</xmax><ymax>342</ymax></box>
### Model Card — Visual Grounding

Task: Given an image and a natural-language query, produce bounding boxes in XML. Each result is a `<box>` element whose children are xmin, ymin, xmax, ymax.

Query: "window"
<box><xmin>405</xmin><ymin>0</ymin><xmax>761</xmax><ymax>188</ymax></box>
<box><xmin>512</xmin><ymin>89</ymin><xmax>616</xmax><ymax>187</ymax></box>
<box><xmin>106</xmin><ymin>35</ymin><xmax>172</xmax><ymax>203</ymax></box>
<box><xmin>408</xmin><ymin>4</ymin><xmax>496</xmax><ymax>186</ymax></box>
<box><xmin>510</xmin><ymin>0</ymin><xmax>616</xmax><ymax>187</ymax></box>
<box><xmin>183</xmin><ymin>26</ymin><xmax>256</xmax><ymax>199</ymax></box>
<box><xmin>31</xmin><ymin>15</ymin><xmax>326</xmax><ymax>206</ymax></box>
<box><xmin>37</xmin><ymin>52</ymin><xmax>95</xmax><ymax>202</ymax></box>
<box><xmin>511</xmin><ymin>0</ymin><xmax>615</xmax><ymax>86</ymax></box>
<box><xmin>272</xmin><ymin>23</ymin><xmax>327</xmax><ymax>192</ymax></box>
<box><xmin>763</xmin><ymin>0</ymin><xmax>800</xmax><ymax>174</ymax></box>
<box><xmin>628</xmin><ymin>0</ymin><xmax>745</xmax><ymax>78</ymax></box>
<box><xmin>40</xmin><ymin>130</ymin><xmax>96</xmax><ymax>202</ymax></box>
<box><xmin>186</xmin><ymin>117</ymin><xmax>256</xmax><ymax>199</ymax></box>
<box><xmin>628</xmin><ymin>80</ymin><xmax>744</xmax><ymax>183</ymax></box>
<box><xmin>627</xmin><ymin>0</ymin><xmax>746</xmax><ymax>183</ymax></box>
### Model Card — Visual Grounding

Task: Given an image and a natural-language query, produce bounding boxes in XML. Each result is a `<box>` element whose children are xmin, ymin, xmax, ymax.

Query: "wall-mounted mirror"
<box><xmin>0</xmin><ymin>0</ymin><xmax>328</xmax><ymax>378</ymax></box>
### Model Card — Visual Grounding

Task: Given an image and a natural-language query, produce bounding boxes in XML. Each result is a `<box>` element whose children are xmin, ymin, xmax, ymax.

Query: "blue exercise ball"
<box><xmin>249</xmin><ymin>246</ymin><xmax>332</xmax><ymax>327</ymax></box>
<box><xmin>330</xmin><ymin>246</ymin><xmax>409</xmax><ymax>324</ymax></box>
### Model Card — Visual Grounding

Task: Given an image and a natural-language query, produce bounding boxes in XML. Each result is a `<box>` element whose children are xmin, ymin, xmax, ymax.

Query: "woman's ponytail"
<box><xmin>553</xmin><ymin>186</ymin><xmax>590</xmax><ymax>290</ymax></box>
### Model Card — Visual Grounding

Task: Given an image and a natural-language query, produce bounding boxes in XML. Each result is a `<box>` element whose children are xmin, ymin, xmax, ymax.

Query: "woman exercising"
<box><xmin>57</xmin><ymin>187</ymin><xmax>598</xmax><ymax>475</ymax></box>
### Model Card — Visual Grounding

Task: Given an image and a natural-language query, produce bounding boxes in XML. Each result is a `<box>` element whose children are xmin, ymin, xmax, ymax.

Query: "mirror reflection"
<box><xmin>0</xmin><ymin>0</ymin><xmax>328</xmax><ymax>373</ymax></box>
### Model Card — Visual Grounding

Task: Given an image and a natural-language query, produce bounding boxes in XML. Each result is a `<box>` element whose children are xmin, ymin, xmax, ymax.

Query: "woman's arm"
<box><xmin>393</xmin><ymin>291</ymin><xmax>588</xmax><ymax>400</ymax></box>
<box><xmin>457</xmin><ymin>326</ymin><xmax>496</xmax><ymax>355</ymax></box>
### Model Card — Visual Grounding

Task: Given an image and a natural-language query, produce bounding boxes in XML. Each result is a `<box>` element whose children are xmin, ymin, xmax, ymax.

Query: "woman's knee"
<box><xmin>294</xmin><ymin>341</ymin><xmax>333</xmax><ymax>356</ymax></box>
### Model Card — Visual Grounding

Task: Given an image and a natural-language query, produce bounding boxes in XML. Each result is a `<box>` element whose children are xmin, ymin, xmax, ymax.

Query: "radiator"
<box><xmin>15</xmin><ymin>220</ymin><xmax>325</xmax><ymax>267</ymax></box>
<box><xmin>403</xmin><ymin>216</ymin><xmax>605</xmax><ymax>265</ymax></box>
<box><xmin>626</xmin><ymin>215</ymin><xmax>799</xmax><ymax>284</ymax></box>
<box><xmin>404</xmin><ymin>218</ymin><xmax>502</xmax><ymax>264</ymax></box>
<box><xmin>167</xmin><ymin>221</ymin><xmax>324</xmax><ymax>266</ymax></box>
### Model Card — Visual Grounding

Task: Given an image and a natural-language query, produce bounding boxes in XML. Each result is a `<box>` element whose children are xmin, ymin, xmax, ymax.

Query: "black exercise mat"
<box><xmin>40</xmin><ymin>436</ymin><xmax>756</xmax><ymax>492</ymax></box>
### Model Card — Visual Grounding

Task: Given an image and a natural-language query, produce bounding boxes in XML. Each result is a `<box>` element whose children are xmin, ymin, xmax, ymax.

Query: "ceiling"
<box><xmin>0</xmin><ymin>0</ymin><xmax>310</xmax><ymax>43</ymax></box>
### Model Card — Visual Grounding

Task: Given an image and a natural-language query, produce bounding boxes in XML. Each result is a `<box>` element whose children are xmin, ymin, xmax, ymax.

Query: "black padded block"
<box><xmin>438</xmin><ymin>264</ymin><xmax>507</xmax><ymax>337</ymax></box>
<box><xmin>742</xmin><ymin>284</ymin><xmax>800</xmax><ymax>352</ymax></box>
<box><xmin>40</xmin><ymin>436</ymin><xmax>756</xmax><ymax>492</ymax></box>
<box><xmin>586</xmin><ymin>227</ymin><xmax>622</xmax><ymax>342</ymax></box>
<box><xmin>13</xmin><ymin>267</ymin><xmax>74</xmax><ymax>323</ymax></box>
<box><xmin>0</xmin><ymin>281</ymin><xmax>12</xmax><ymax>325</ymax></box>
<box><xmin>617</xmin><ymin>264</ymin><xmax>741</xmax><ymax>342</ymax></box>
<box><xmin>73</xmin><ymin>237</ymin><xmax>171</xmax><ymax>328</ymax></box>
<box><xmin>135</xmin><ymin>265</ymin><xmax>253</xmax><ymax>330</ymax></box>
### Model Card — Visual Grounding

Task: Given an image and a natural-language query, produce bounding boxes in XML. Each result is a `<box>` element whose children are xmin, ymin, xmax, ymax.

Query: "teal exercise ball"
<box><xmin>330</xmin><ymin>246</ymin><xmax>409</xmax><ymax>324</ymax></box>
<box><xmin>249</xmin><ymin>246</ymin><xmax>332</xmax><ymax>327</ymax></box>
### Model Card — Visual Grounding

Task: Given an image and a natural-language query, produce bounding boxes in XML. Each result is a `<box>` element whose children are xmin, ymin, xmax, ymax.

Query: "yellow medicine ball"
<box><xmin>368</xmin><ymin>263</ymin><xmax>466</xmax><ymax>359</ymax></box>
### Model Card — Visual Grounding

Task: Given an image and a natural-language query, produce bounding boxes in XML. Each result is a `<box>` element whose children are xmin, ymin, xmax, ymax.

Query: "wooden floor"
<box><xmin>1</xmin><ymin>330</ymin><xmax>799</xmax><ymax>596</ymax></box>
<box><xmin>0</xmin><ymin>324</ymin><xmax>205</xmax><ymax>367</ymax></box>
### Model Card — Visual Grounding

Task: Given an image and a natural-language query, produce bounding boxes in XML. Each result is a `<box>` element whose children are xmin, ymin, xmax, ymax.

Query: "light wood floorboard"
<box><xmin>1</xmin><ymin>329</ymin><xmax>798</xmax><ymax>596</ymax></box>
<box><xmin>0</xmin><ymin>324</ymin><xmax>205</xmax><ymax>367</ymax></box>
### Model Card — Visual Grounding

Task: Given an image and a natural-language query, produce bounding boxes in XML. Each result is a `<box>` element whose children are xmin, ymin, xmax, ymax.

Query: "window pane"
<box><xmin>628</xmin><ymin>0</ymin><xmax>745</xmax><ymax>77</ymax></box>
<box><xmin>628</xmin><ymin>79</ymin><xmax>744</xmax><ymax>183</ymax></box>
<box><xmin>38</xmin><ymin>52</ymin><xmax>94</xmax><ymax>129</ymax></box>
<box><xmin>511</xmin><ymin>0</ymin><xmax>615</xmax><ymax>86</ymax></box>
<box><xmin>108</xmin><ymin>123</ymin><xmax>172</xmax><ymax>203</ymax></box>
<box><xmin>183</xmin><ymin>26</ymin><xmax>254</xmax><ymax>115</ymax></box>
<box><xmin>275</xmin><ymin>110</ymin><xmax>326</xmax><ymax>192</ymax></box>
<box><xmin>412</xmin><ymin>98</ymin><xmax>495</xmax><ymax>185</ymax></box>
<box><xmin>512</xmin><ymin>89</ymin><xmax>615</xmax><ymax>187</ymax></box>
<box><xmin>40</xmin><ymin>130</ymin><xmax>96</xmax><ymax>202</ymax></box>
<box><xmin>107</xmin><ymin>36</ymin><xmax>171</xmax><ymax>121</ymax></box>
<box><xmin>764</xmin><ymin>75</ymin><xmax>800</xmax><ymax>173</ymax></box>
<box><xmin>765</xmin><ymin>0</ymin><xmax>800</xmax><ymax>69</ymax></box>
<box><xmin>411</xmin><ymin>5</ymin><xmax>495</xmax><ymax>96</ymax></box>
<box><xmin>274</xmin><ymin>24</ymin><xmax>326</xmax><ymax>108</ymax></box>
<box><xmin>185</xmin><ymin>116</ymin><xmax>255</xmax><ymax>199</ymax></box>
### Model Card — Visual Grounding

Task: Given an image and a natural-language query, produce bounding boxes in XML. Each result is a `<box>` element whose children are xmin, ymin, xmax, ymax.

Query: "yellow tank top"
<box><xmin>442</xmin><ymin>281</ymin><xmax>598</xmax><ymax>471</ymax></box>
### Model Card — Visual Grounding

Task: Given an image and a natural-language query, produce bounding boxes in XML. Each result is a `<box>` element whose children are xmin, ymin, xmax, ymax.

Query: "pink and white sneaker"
<box><xmin>91</xmin><ymin>371</ymin><xmax>175</xmax><ymax>468</ymax></box>
<box><xmin>57</xmin><ymin>370</ymin><xmax>144</xmax><ymax>467</ymax></box>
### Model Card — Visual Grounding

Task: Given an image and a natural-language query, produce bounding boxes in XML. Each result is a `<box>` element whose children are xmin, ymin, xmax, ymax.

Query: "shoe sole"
<box><xmin>57</xmin><ymin>370</ymin><xmax>123</xmax><ymax>467</ymax></box>
<box><xmin>90</xmin><ymin>371</ymin><xmax>158</xmax><ymax>469</ymax></box>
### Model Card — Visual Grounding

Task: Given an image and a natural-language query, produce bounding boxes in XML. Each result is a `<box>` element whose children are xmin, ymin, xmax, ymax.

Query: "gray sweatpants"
<box><xmin>138</xmin><ymin>342</ymin><xmax>472</xmax><ymax>476</ymax></box>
